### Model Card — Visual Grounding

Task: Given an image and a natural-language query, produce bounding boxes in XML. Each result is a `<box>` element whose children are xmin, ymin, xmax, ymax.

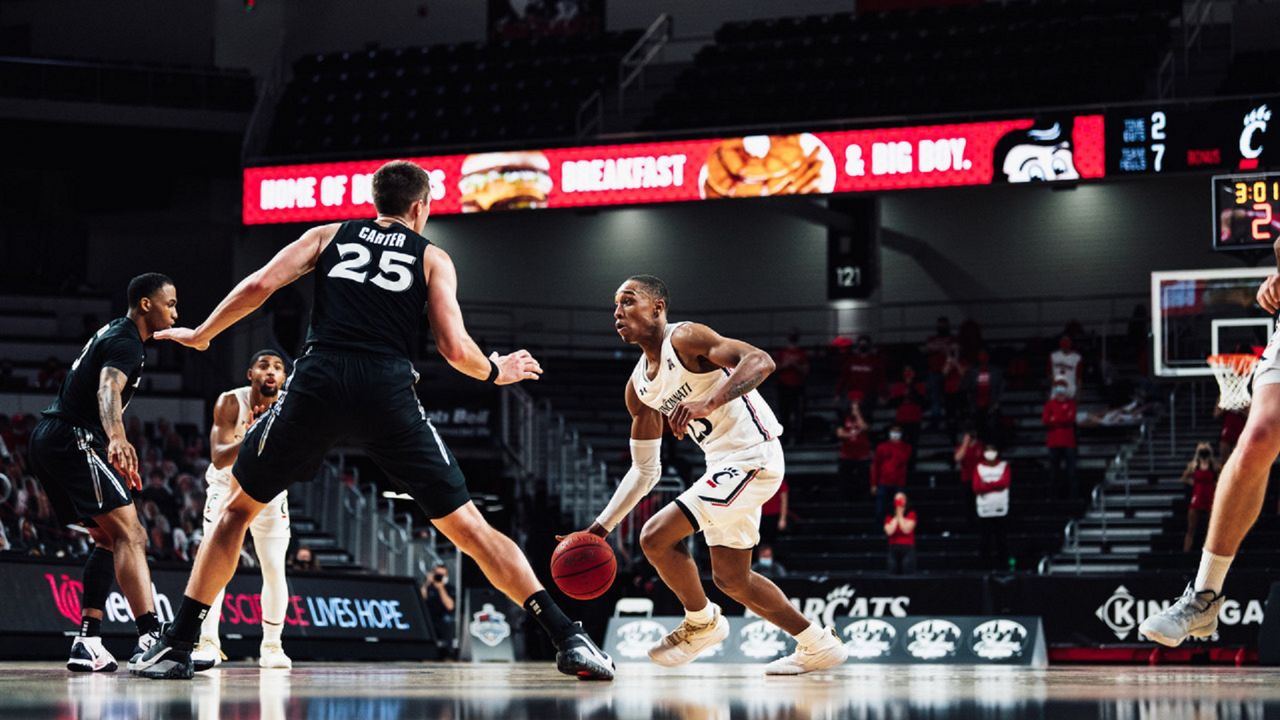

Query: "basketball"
<box><xmin>551</xmin><ymin>532</ymin><xmax>617</xmax><ymax>600</ymax></box>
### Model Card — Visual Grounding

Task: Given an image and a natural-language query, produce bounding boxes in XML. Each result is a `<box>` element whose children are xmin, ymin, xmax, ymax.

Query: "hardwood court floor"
<box><xmin>3</xmin><ymin>661</ymin><xmax>1280</xmax><ymax>719</ymax></box>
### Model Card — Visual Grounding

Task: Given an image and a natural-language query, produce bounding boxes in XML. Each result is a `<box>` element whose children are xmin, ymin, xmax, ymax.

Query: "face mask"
<box><xmin>894</xmin><ymin>497</ymin><xmax>906</xmax><ymax>508</ymax></box>
<box><xmin>889</xmin><ymin>432</ymin><xmax>903</xmax><ymax>441</ymax></box>
<box><xmin>983</xmin><ymin>450</ymin><xmax>998</xmax><ymax>461</ymax></box>
<box><xmin>758</xmin><ymin>557</ymin><xmax>773</xmax><ymax>567</ymax></box>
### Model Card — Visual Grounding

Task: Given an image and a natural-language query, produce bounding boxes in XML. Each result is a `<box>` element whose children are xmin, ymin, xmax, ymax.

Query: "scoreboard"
<box><xmin>1108</xmin><ymin>99</ymin><xmax>1275</xmax><ymax>177</ymax></box>
<box><xmin>1213</xmin><ymin>171</ymin><xmax>1280</xmax><ymax>251</ymax></box>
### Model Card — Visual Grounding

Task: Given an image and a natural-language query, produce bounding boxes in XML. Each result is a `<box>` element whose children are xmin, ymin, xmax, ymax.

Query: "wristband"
<box><xmin>486</xmin><ymin>358</ymin><xmax>500</xmax><ymax>384</ymax></box>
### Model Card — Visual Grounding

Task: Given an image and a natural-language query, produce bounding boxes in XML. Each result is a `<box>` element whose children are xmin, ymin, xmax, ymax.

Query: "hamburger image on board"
<box><xmin>458</xmin><ymin>151</ymin><xmax>553</xmax><ymax>212</ymax></box>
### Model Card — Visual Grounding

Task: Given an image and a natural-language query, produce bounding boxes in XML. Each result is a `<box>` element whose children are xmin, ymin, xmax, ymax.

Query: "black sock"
<box><xmin>80</xmin><ymin>616</ymin><xmax>102</xmax><ymax>638</ymax></box>
<box><xmin>135</xmin><ymin>611</ymin><xmax>160</xmax><ymax>636</ymax></box>
<box><xmin>523</xmin><ymin>590</ymin><xmax>577</xmax><ymax>647</ymax></box>
<box><xmin>165</xmin><ymin>597</ymin><xmax>211</xmax><ymax>649</ymax></box>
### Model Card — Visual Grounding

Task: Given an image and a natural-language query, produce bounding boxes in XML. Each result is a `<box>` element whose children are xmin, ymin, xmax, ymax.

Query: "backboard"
<box><xmin>1152</xmin><ymin>267</ymin><xmax>1273</xmax><ymax>377</ymax></box>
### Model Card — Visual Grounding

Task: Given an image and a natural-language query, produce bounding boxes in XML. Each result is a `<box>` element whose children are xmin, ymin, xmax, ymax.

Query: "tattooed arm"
<box><xmin>666</xmin><ymin>323</ymin><xmax>776</xmax><ymax>439</ymax></box>
<box><xmin>98</xmin><ymin>367</ymin><xmax>142</xmax><ymax>489</ymax></box>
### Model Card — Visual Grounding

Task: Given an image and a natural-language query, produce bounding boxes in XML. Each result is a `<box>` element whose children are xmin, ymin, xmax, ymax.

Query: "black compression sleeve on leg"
<box><xmin>81</xmin><ymin>548</ymin><xmax>114</xmax><ymax>615</ymax></box>
<box><xmin>523</xmin><ymin>590</ymin><xmax>577</xmax><ymax>648</ymax></box>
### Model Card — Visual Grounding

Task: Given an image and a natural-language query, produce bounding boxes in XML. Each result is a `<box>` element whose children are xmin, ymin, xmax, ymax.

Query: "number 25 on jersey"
<box><xmin>327</xmin><ymin>243</ymin><xmax>415</xmax><ymax>292</ymax></box>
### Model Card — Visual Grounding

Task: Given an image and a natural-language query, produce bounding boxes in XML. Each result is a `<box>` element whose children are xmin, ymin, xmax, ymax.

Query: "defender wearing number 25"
<box><xmin>132</xmin><ymin>160</ymin><xmax>614</xmax><ymax>680</ymax></box>
<box><xmin>565</xmin><ymin>276</ymin><xmax>848</xmax><ymax>674</ymax></box>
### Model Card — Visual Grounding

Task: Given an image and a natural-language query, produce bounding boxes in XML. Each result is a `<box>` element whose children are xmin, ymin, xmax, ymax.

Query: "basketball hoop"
<box><xmin>1207</xmin><ymin>353</ymin><xmax>1259</xmax><ymax>411</ymax></box>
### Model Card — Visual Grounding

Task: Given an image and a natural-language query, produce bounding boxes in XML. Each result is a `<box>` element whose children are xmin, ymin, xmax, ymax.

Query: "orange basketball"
<box><xmin>551</xmin><ymin>532</ymin><xmax>617</xmax><ymax>600</ymax></box>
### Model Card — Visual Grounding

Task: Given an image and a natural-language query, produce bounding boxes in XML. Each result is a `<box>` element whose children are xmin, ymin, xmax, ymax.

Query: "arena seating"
<box><xmin>0</xmin><ymin>56</ymin><xmax>255</xmax><ymax>112</ymax></box>
<box><xmin>641</xmin><ymin>0</ymin><xmax>1178</xmax><ymax>132</ymax></box>
<box><xmin>265</xmin><ymin>31</ymin><xmax>642</xmax><ymax>157</ymax></box>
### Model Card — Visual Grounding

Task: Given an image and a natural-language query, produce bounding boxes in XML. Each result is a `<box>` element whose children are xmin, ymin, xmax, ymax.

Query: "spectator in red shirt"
<box><xmin>760</xmin><ymin>478</ymin><xmax>789</xmax><ymax>545</ymax></box>
<box><xmin>838</xmin><ymin>335</ymin><xmax>884</xmax><ymax>420</ymax></box>
<box><xmin>962</xmin><ymin>350</ymin><xmax>1004</xmax><ymax>436</ymax></box>
<box><xmin>773</xmin><ymin>332</ymin><xmax>810</xmax><ymax>446</ymax></box>
<box><xmin>971</xmin><ymin>444</ymin><xmax>1011</xmax><ymax>571</ymax></box>
<box><xmin>888</xmin><ymin>366</ymin><xmax>926</xmax><ymax>450</ymax></box>
<box><xmin>1182</xmin><ymin>443</ymin><xmax>1220</xmax><ymax>552</ymax></box>
<box><xmin>1042</xmin><ymin>380</ymin><xmax>1079</xmax><ymax>499</ymax></box>
<box><xmin>836</xmin><ymin>396</ymin><xmax>872</xmax><ymax>500</ymax></box>
<box><xmin>953</xmin><ymin>427</ymin><xmax>984</xmax><ymax>502</ymax></box>
<box><xmin>942</xmin><ymin>348</ymin><xmax>966</xmax><ymax>438</ymax></box>
<box><xmin>872</xmin><ymin>425</ymin><xmax>912</xmax><ymax>521</ymax></box>
<box><xmin>1217</xmin><ymin>404</ymin><xmax>1247</xmax><ymax>462</ymax></box>
<box><xmin>884</xmin><ymin>491</ymin><xmax>917</xmax><ymax>575</ymax></box>
<box><xmin>923</xmin><ymin>317</ymin><xmax>958</xmax><ymax>421</ymax></box>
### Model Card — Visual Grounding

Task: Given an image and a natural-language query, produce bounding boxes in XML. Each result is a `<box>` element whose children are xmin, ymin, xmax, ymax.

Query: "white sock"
<box><xmin>256</xmin><ymin>535</ymin><xmax>291</xmax><ymax>645</ymax></box>
<box><xmin>200</xmin><ymin>589</ymin><xmax>225</xmax><ymax>645</ymax></box>
<box><xmin>685</xmin><ymin>602</ymin><xmax>715</xmax><ymax>625</ymax></box>
<box><xmin>794</xmin><ymin>622</ymin><xmax>825</xmax><ymax>647</ymax></box>
<box><xmin>1194</xmin><ymin>550</ymin><xmax>1233</xmax><ymax>594</ymax></box>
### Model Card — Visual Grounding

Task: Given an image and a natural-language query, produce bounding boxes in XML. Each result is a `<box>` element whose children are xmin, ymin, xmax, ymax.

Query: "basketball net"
<box><xmin>1207</xmin><ymin>353</ymin><xmax>1259</xmax><ymax>411</ymax></box>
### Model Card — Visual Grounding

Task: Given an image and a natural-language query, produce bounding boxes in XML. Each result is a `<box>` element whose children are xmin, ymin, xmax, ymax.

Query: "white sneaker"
<box><xmin>765</xmin><ymin>627</ymin><xmax>849</xmax><ymax>675</ymax></box>
<box><xmin>647</xmin><ymin>604</ymin><xmax>729</xmax><ymax>667</ymax></box>
<box><xmin>67</xmin><ymin>636</ymin><xmax>118</xmax><ymax>673</ymax></box>
<box><xmin>259</xmin><ymin>641</ymin><xmax>293</xmax><ymax>669</ymax></box>
<box><xmin>1139</xmin><ymin>583</ymin><xmax>1224</xmax><ymax>647</ymax></box>
<box><xmin>192</xmin><ymin>636</ymin><xmax>226</xmax><ymax>671</ymax></box>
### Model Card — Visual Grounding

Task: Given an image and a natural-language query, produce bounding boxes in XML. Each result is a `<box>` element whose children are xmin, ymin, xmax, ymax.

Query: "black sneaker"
<box><xmin>556</xmin><ymin>624</ymin><xmax>614</xmax><ymax>681</ymax></box>
<box><xmin>126</xmin><ymin>629</ymin><xmax>161</xmax><ymax>672</ymax></box>
<box><xmin>128</xmin><ymin>629</ymin><xmax>194</xmax><ymax>680</ymax></box>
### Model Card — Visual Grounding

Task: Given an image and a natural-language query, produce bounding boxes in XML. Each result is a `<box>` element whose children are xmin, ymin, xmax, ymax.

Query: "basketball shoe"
<box><xmin>1138</xmin><ymin>583</ymin><xmax>1224</xmax><ymax>647</ymax></box>
<box><xmin>648</xmin><ymin>603</ymin><xmax>729</xmax><ymax>667</ymax></box>
<box><xmin>66</xmin><ymin>636</ymin><xmax>118</xmax><ymax>673</ymax></box>
<box><xmin>258</xmin><ymin>641</ymin><xmax>292</xmax><ymax>669</ymax></box>
<box><xmin>191</xmin><ymin>636</ymin><xmax>225</xmax><ymax>671</ymax></box>
<box><xmin>129</xmin><ymin>626</ymin><xmax>195</xmax><ymax>680</ymax></box>
<box><xmin>765</xmin><ymin>627</ymin><xmax>848</xmax><ymax>675</ymax></box>
<box><xmin>126</xmin><ymin>629</ymin><xmax>161</xmax><ymax>672</ymax></box>
<box><xmin>556</xmin><ymin>623</ymin><xmax>615</xmax><ymax>681</ymax></box>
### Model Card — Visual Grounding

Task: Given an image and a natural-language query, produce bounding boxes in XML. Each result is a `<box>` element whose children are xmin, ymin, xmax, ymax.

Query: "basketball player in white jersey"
<box><xmin>573</xmin><ymin>275</ymin><xmax>847</xmax><ymax>674</ymax></box>
<box><xmin>191</xmin><ymin>350</ymin><xmax>293</xmax><ymax>669</ymax></box>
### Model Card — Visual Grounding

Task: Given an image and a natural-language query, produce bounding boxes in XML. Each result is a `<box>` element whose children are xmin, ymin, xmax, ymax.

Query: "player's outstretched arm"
<box><xmin>156</xmin><ymin>224</ymin><xmax>336</xmax><ymax>350</ymax></box>
<box><xmin>208</xmin><ymin>392</ymin><xmax>247</xmax><ymax>470</ymax></box>
<box><xmin>666</xmin><ymin>323</ymin><xmax>776</xmax><ymax>439</ymax></box>
<box><xmin>563</xmin><ymin>380</ymin><xmax>664</xmax><ymax>539</ymax></box>
<box><xmin>424</xmin><ymin>245</ymin><xmax>541</xmax><ymax>384</ymax></box>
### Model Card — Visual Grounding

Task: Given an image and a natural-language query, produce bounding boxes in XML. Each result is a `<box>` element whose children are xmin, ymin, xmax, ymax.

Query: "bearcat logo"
<box><xmin>971</xmin><ymin>619</ymin><xmax>1028</xmax><ymax>660</ymax></box>
<box><xmin>1240</xmin><ymin>104</ymin><xmax>1271</xmax><ymax>163</ymax></box>
<box><xmin>906</xmin><ymin>619</ymin><xmax>961</xmax><ymax>660</ymax></box>
<box><xmin>738</xmin><ymin>620</ymin><xmax>788</xmax><ymax>659</ymax></box>
<box><xmin>843</xmin><ymin>619</ymin><xmax>897</xmax><ymax>659</ymax></box>
<box><xmin>46</xmin><ymin>573</ymin><xmax>84</xmax><ymax>625</ymax></box>
<box><xmin>615</xmin><ymin>620</ymin><xmax>668</xmax><ymax>659</ymax></box>
<box><xmin>469</xmin><ymin>603</ymin><xmax>511</xmax><ymax>648</ymax></box>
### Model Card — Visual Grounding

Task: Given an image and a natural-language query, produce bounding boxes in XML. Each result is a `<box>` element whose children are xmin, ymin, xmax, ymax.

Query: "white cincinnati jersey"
<box><xmin>206</xmin><ymin>386</ymin><xmax>253</xmax><ymax>487</ymax></box>
<box><xmin>630</xmin><ymin>322</ymin><xmax>782</xmax><ymax>463</ymax></box>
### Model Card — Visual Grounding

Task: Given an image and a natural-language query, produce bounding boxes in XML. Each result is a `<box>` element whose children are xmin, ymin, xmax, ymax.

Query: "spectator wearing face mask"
<box><xmin>836</xmin><ymin>396</ymin><xmax>872</xmax><ymax>501</ymax></box>
<box><xmin>923</xmin><ymin>316</ymin><xmax>957</xmax><ymax>422</ymax></box>
<box><xmin>1049</xmin><ymin>335</ymin><xmax>1083</xmax><ymax>398</ymax></box>
<box><xmin>1042</xmin><ymin>379</ymin><xmax>1079</xmax><ymax>500</ymax></box>
<box><xmin>963</xmin><ymin>350</ymin><xmax>1004</xmax><ymax>436</ymax></box>
<box><xmin>884</xmin><ymin>491</ymin><xmax>917</xmax><ymax>575</ymax></box>
<box><xmin>752</xmin><ymin>544</ymin><xmax>788</xmax><ymax>579</ymax></box>
<box><xmin>872</xmin><ymin>425</ymin><xmax>912</xmax><ymax>521</ymax></box>
<box><xmin>888</xmin><ymin>366</ymin><xmax>926</xmax><ymax>450</ymax></box>
<box><xmin>1182</xmin><ymin>443</ymin><xmax>1221</xmax><ymax>553</ymax></box>
<box><xmin>837</xmin><ymin>335</ymin><xmax>885</xmax><ymax>420</ymax></box>
<box><xmin>971</xmin><ymin>445</ymin><xmax>1011</xmax><ymax>571</ymax></box>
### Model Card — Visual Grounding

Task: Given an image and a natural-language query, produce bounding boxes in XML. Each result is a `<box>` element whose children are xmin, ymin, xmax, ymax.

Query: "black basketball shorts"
<box><xmin>28</xmin><ymin>417</ymin><xmax>133</xmax><ymax>527</ymax></box>
<box><xmin>233</xmin><ymin>350</ymin><xmax>471</xmax><ymax>519</ymax></box>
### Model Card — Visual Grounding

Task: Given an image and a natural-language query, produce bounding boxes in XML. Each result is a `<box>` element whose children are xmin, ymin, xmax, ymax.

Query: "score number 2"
<box><xmin>1150</xmin><ymin>111</ymin><xmax>1166</xmax><ymax>173</ymax></box>
<box><xmin>1254</xmin><ymin>203</ymin><xmax>1274</xmax><ymax>241</ymax></box>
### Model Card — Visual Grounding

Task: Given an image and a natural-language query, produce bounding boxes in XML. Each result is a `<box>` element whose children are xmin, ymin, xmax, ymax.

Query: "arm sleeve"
<box><xmin>594</xmin><ymin>438</ymin><xmax>663</xmax><ymax>532</ymax></box>
<box><xmin>101</xmin><ymin>337</ymin><xmax>142</xmax><ymax>377</ymax></box>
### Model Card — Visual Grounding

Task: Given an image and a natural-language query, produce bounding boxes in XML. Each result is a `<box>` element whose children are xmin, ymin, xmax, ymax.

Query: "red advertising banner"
<box><xmin>243</xmin><ymin>115</ymin><xmax>1104</xmax><ymax>224</ymax></box>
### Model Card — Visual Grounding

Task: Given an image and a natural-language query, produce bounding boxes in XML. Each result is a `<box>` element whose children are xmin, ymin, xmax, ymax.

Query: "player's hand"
<box><xmin>1258</xmin><ymin>275</ymin><xmax>1280</xmax><ymax>314</ymax></box>
<box><xmin>154</xmin><ymin>327</ymin><xmax>210</xmax><ymax>351</ymax></box>
<box><xmin>556</xmin><ymin>522</ymin><xmax>608</xmax><ymax>542</ymax></box>
<box><xmin>668</xmin><ymin>399</ymin><xmax>715</xmax><ymax>439</ymax></box>
<box><xmin>107</xmin><ymin>433</ymin><xmax>142</xmax><ymax>490</ymax></box>
<box><xmin>492</xmin><ymin>350</ymin><xmax>542</xmax><ymax>385</ymax></box>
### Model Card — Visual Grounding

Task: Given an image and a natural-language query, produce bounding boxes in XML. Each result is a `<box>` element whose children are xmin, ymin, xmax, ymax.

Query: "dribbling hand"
<box><xmin>492</xmin><ymin>350</ymin><xmax>543</xmax><ymax>385</ymax></box>
<box><xmin>1258</xmin><ymin>275</ymin><xmax>1280</xmax><ymax>315</ymax></box>
<box><xmin>154</xmin><ymin>327</ymin><xmax>210</xmax><ymax>351</ymax></box>
<box><xmin>107</xmin><ymin>434</ymin><xmax>142</xmax><ymax>490</ymax></box>
<box><xmin>556</xmin><ymin>522</ymin><xmax>608</xmax><ymax>542</ymax></box>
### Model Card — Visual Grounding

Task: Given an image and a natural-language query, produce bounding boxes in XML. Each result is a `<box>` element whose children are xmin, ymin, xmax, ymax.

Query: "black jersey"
<box><xmin>304</xmin><ymin>220</ymin><xmax>431</xmax><ymax>358</ymax></box>
<box><xmin>43</xmin><ymin>317</ymin><xmax>145</xmax><ymax>438</ymax></box>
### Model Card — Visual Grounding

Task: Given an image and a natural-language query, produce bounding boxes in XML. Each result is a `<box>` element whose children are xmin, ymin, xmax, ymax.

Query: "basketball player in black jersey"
<box><xmin>133</xmin><ymin>161</ymin><xmax>614</xmax><ymax>680</ymax></box>
<box><xmin>28</xmin><ymin>273</ymin><xmax>179</xmax><ymax>672</ymax></box>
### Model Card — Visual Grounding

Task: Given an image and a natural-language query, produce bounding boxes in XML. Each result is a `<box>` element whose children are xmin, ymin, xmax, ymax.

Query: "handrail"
<box><xmin>1156</xmin><ymin>50</ymin><xmax>1176</xmax><ymax>100</ymax></box>
<box><xmin>618</xmin><ymin>14</ymin><xmax>674</xmax><ymax>112</ymax></box>
<box><xmin>1183</xmin><ymin>0</ymin><xmax>1215</xmax><ymax>69</ymax></box>
<box><xmin>575</xmin><ymin>89</ymin><xmax>604</xmax><ymax>138</ymax></box>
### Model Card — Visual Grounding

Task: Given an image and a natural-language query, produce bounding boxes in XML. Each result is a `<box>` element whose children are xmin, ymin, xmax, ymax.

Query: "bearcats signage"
<box><xmin>242</xmin><ymin>115</ymin><xmax>1105</xmax><ymax>224</ymax></box>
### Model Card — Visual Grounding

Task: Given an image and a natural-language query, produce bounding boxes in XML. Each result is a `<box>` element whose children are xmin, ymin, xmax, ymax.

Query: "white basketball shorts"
<box><xmin>203</xmin><ymin>471</ymin><xmax>291</xmax><ymax>540</ymax></box>
<box><xmin>673</xmin><ymin>440</ymin><xmax>784</xmax><ymax>550</ymax></box>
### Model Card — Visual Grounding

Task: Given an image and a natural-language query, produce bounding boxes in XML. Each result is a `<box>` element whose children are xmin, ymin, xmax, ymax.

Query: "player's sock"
<box><xmin>80</xmin><ymin>616</ymin><xmax>102</xmax><ymax>638</ymax></box>
<box><xmin>80</xmin><ymin>548</ymin><xmax>113</xmax><ymax>636</ymax></box>
<box><xmin>262</xmin><ymin>620</ymin><xmax>284</xmax><ymax>645</ymax></box>
<box><xmin>684</xmin><ymin>602</ymin><xmax>714</xmax><ymax>625</ymax></box>
<box><xmin>1194</xmin><ymin>550</ymin><xmax>1233</xmax><ymax>594</ymax></box>
<box><xmin>523</xmin><ymin>590</ymin><xmax>576</xmax><ymax>647</ymax></box>
<box><xmin>793</xmin><ymin>622</ymin><xmax>825</xmax><ymax>647</ymax></box>
<box><xmin>256</xmin><ymin>535</ymin><xmax>290</xmax><ymax>636</ymax></box>
<box><xmin>167</xmin><ymin>597</ymin><xmax>212</xmax><ymax>649</ymax></box>
<box><xmin>135</xmin><ymin>612</ymin><xmax>160</xmax><ymax>636</ymax></box>
<box><xmin>199</xmin><ymin>589</ymin><xmax>225</xmax><ymax>643</ymax></box>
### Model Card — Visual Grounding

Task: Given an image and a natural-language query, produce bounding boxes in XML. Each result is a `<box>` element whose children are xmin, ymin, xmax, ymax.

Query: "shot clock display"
<box><xmin>1213</xmin><ymin>172</ymin><xmax>1280</xmax><ymax>251</ymax></box>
